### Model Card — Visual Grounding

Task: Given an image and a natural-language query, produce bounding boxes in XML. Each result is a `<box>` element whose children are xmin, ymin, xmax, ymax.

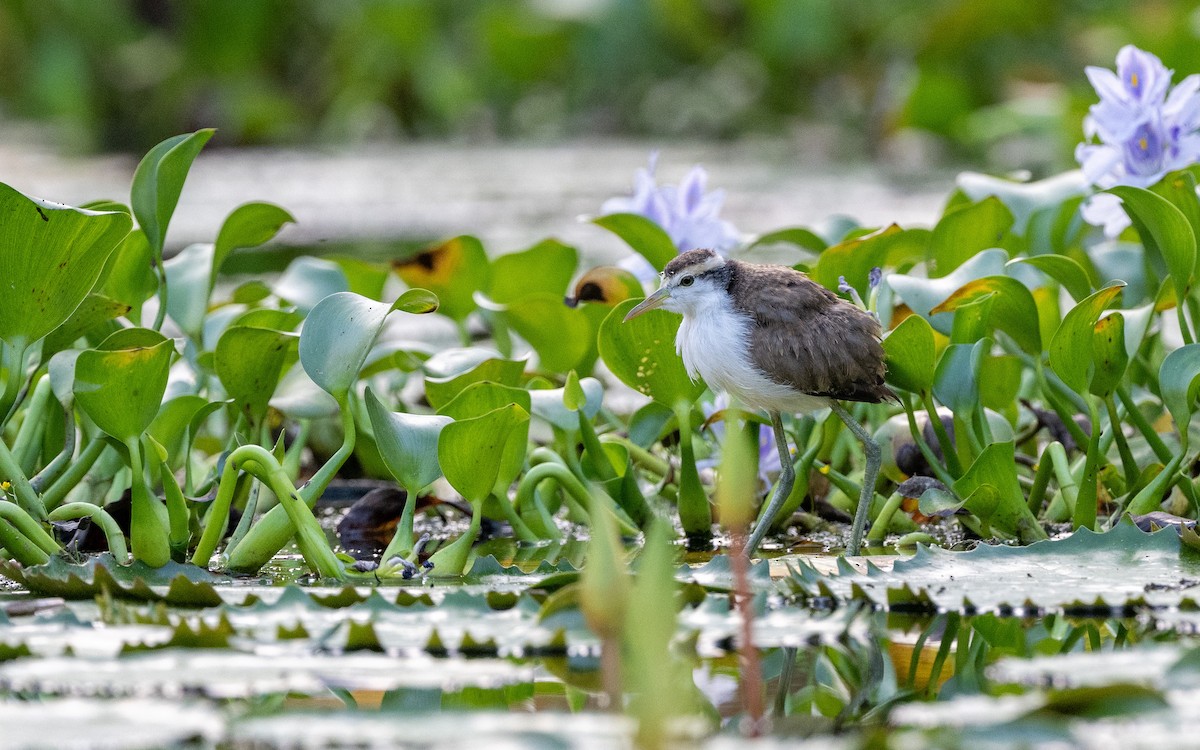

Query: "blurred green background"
<box><xmin>2</xmin><ymin>0</ymin><xmax>1200</xmax><ymax>171</ymax></box>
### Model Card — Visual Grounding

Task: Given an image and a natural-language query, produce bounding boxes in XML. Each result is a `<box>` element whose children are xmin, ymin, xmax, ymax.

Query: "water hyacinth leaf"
<box><xmin>599</xmin><ymin>300</ymin><xmax>704</xmax><ymax>406</ymax></box>
<box><xmin>98</xmin><ymin>228</ymin><xmax>157</xmax><ymax>321</ymax></box>
<box><xmin>954</xmin><ymin>441</ymin><xmax>1045</xmax><ymax>542</ymax></box>
<box><xmin>46</xmin><ymin>350</ymin><xmax>81</xmax><ymax>407</ymax></box>
<box><xmin>74</xmin><ymin>330</ymin><xmax>175</xmax><ymax>442</ymax></box>
<box><xmin>0</xmin><ymin>183</ymin><xmax>132</xmax><ymax>352</ymax></box>
<box><xmin>1009</xmin><ymin>254</ymin><xmax>1092</xmax><ymax>302</ymax></box>
<box><xmin>423</xmin><ymin>356</ymin><xmax>526</xmax><ymax>411</ymax></box>
<box><xmin>438</xmin><ymin>404</ymin><xmax>530</xmax><ymax>503</ymax></box>
<box><xmin>1048</xmin><ymin>283</ymin><xmax>1125</xmax><ymax>395</ymax></box>
<box><xmin>273</xmin><ymin>256</ymin><xmax>349</xmax><ymax>312</ymax></box>
<box><xmin>212</xmin><ymin>202</ymin><xmax>294</xmax><ymax>290</ymax></box>
<box><xmin>270</xmin><ymin>363</ymin><xmax>339</xmax><ymax>419</ymax></box>
<box><xmin>930</xmin><ymin>275</ymin><xmax>1041</xmax><ymax>354</ymax></box>
<box><xmin>882</xmin><ymin>314</ymin><xmax>937</xmax><ymax>395</ymax></box>
<box><xmin>1108</xmin><ymin>185</ymin><xmax>1196</xmax><ymax>299</ymax></box>
<box><xmin>888</xmin><ymin>249</ymin><xmax>1009</xmax><ymax>335</ymax></box>
<box><xmin>814</xmin><ymin>224</ymin><xmax>928</xmax><ymax>295</ymax></box>
<box><xmin>932</xmin><ymin>340</ymin><xmax>986</xmax><ymax>416</ymax></box>
<box><xmin>947</xmin><ymin>292</ymin><xmax>993</xmax><ymax>344</ymax></box>
<box><xmin>216</xmin><ymin>326</ymin><xmax>297</xmax><ymax>425</ymax></box>
<box><xmin>928</xmin><ymin>197</ymin><xmax>1014</xmax><ymax>277</ymax></box>
<box><xmin>489</xmin><ymin>239</ymin><xmax>578</xmax><ymax>303</ymax></box>
<box><xmin>437</xmin><ymin>382</ymin><xmax>531</xmax><ymax>421</ymax></box>
<box><xmin>1150</xmin><ymin>169</ymin><xmax>1200</xmax><ymax>258</ymax></box>
<box><xmin>365</xmin><ymin>387</ymin><xmax>450</xmax><ymax>492</ymax></box>
<box><xmin>979</xmin><ymin>354</ymin><xmax>1023</xmax><ymax>412</ymax></box>
<box><xmin>500</xmin><ymin>294</ymin><xmax>594</xmax><ymax>373</ymax></box>
<box><xmin>147</xmin><ymin>394</ymin><xmax>209</xmax><ymax>465</ymax></box>
<box><xmin>162</xmin><ymin>243</ymin><xmax>213</xmax><ymax>338</ymax></box>
<box><xmin>530</xmin><ymin>377</ymin><xmax>604</xmax><ymax>430</ymax></box>
<box><xmin>233</xmin><ymin>307</ymin><xmax>303</xmax><ymax>332</ymax></box>
<box><xmin>300</xmin><ymin>290</ymin><xmax>437</xmax><ymax>401</ymax></box>
<box><xmin>332</xmin><ymin>255</ymin><xmax>390</xmax><ymax>301</ymax></box>
<box><xmin>566</xmin><ymin>266</ymin><xmax>644</xmax><ymax>307</ymax></box>
<box><xmin>591</xmin><ymin>213</ymin><xmax>678</xmax><ymax>272</ymax></box>
<box><xmin>956</xmin><ymin>170</ymin><xmax>1087</xmax><ymax>234</ymax></box>
<box><xmin>1090</xmin><ymin>313</ymin><xmax>1128</xmax><ymax>399</ymax></box>
<box><xmin>130</xmin><ymin>129</ymin><xmax>213</xmax><ymax>254</ymax></box>
<box><xmin>40</xmin><ymin>293</ymin><xmax>132</xmax><ymax>361</ymax></box>
<box><xmin>1160</xmin><ymin>344</ymin><xmax>1200</xmax><ymax>450</ymax></box>
<box><xmin>393</xmin><ymin>236</ymin><xmax>490</xmax><ymax>322</ymax></box>
<box><xmin>749</xmin><ymin>226</ymin><xmax>827</xmax><ymax>254</ymax></box>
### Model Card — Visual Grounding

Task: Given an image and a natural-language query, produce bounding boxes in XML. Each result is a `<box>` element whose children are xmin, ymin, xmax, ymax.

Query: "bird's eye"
<box><xmin>680</xmin><ymin>275</ymin><xmax>694</xmax><ymax>287</ymax></box>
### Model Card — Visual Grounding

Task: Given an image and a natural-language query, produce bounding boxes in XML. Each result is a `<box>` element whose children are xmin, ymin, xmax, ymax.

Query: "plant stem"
<box><xmin>30</xmin><ymin>407</ymin><xmax>76</xmax><ymax>493</ymax></box>
<box><xmin>126</xmin><ymin>437</ymin><xmax>170</xmax><ymax>567</ymax></box>
<box><xmin>920</xmin><ymin>392</ymin><xmax>963</xmax><ymax>477</ymax></box>
<box><xmin>0</xmin><ymin>517</ymin><xmax>49</xmax><ymax>565</ymax></box>
<box><xmin>673</xmin><ymin>401</ymin><xmax>711</xmax><ymax>542</ymax></box>
<box><xmin>0</xmin><ymin>500</ymin><xmax>58</xmax><ymax>555</ymax></box>
<box><xmin>1104</xmin><ymin>396</ymin><xmax>1140</xmax><ymax>493</ymax></box>
<box><xmin>49</xmin><ymin>503</ymin><xmax>127</xmax><ymax>561</ymax></box>
<box><xmin>0</xmin><ymin>432</ymin><xmax>46</xmax><ymax>521</ymax></box>
<box><xmin>514</xmin><ymin>462</ymin><xmax>638</xmax><ymax>536</ymax></box>
<box><xmin>39</xmin><ymin>437</ymin><xmax>107</xmax><ymax>511</ymax></box>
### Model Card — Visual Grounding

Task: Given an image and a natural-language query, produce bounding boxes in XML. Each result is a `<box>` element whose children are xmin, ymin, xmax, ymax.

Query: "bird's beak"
<box><xmin>623</xmin><ymin>287</ymin><xmax>671</xmax><ymax>321</ymax></box>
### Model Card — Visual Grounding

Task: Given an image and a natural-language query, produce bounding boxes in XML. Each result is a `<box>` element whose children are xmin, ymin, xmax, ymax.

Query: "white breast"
<box><xmin>676</xmin><ymin>296</ymin><xmax>830</xmax><ymax>415</ymax></box>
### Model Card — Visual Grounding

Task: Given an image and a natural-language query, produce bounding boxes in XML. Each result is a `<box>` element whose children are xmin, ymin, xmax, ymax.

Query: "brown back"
<box><xmin>727</xmin><ymin>260</ymin><xmax>895</xmax><ymax>404</ymax></box>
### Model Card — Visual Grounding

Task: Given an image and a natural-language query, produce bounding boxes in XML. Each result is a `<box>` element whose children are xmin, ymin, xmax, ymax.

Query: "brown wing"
<box><xmin>728</xmin><ymin>260</ymin><xmax>896</xmax><ymax>404</ymax></box>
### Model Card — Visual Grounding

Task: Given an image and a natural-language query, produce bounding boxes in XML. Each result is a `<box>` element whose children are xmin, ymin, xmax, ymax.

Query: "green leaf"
<box><xmin>216</xmin><ymin>326</ymin><xmax>297</xmax><ymax>425</ymax></box>
<box><xmin>954</xmin><ymin>441</ymin><xmax>1044</xmax><ymax>542</ymax></box>
<box><xmin>1048</xmin><ymin>283</ymin><xmax>1126</xmax><ymax>395</ymax></box>
<box><xmin>489</xmin><ymin>239</ymin><xmax>578</xmax><ymax>303</ymax></box>
<box><xmin>1008</xmin><ymin>254</ymin><xmax>1092</xmax><ymax>302</ymax></box>
<box><xmin>0</xmin><ymin>184</ymin><xmax>132</xmax><ymax>352</ymax></box>
<box><xmin>599</xmin><ymin>300</ymin><xmax>704</xmax><ymax>406</ymax></box>
<box><xmin>212</xmin><ymin>202</ymin><xmax>295</xmax><ymax>291</ymax></box>
<box><xmin>40</xmin><ymin>293</ymin><xmax>132</xmax><ymax>361</ymax></box>
<box><xmin>591</xmin><ymin>213</ymin><xmax>678</xmax><ymax>272</ymax></box>
<box><xmin>814</xmin><ymin>224</ymin><xmax>928</xmax><ymax>294</ymax></box>
<box><xmin>98</xmin><ymin>228</ymin><xmax>157</xmax><ymax>321</ymax></box>
<box><xmin>438</xmin><ymin>404</ymin><xmax>530</xmax><ymax>503</ymax></box>
<box><xmin>530</xmin><ymin>377</ymin><xmax>604</xmax><ymax>430</ymax></box>
<box><xmin>1109</xmin><ymin>185</ymin><xmax>1196</xmax><ymax>300</ymax></box>
<box><xmin>882</xmin><ymin>314</ymin><xmax>937</xmax><ymax>395</ymax></box>
<box><xmin>365</xmin><ymin>387</ymin><xmax>450</xmax><ymax>492</ymax></box>
<box><xmin>423</xmin><ymin>356</ymin><xmax>526</xmax><ymax>411</ymax></box>
<box><xmin>930</xmin><ymin>275</ymin><xmax>1041</xmax><ymax>354</ymax></box>
<box><xmin>130</xmin><ymin>129</ymin><xmax>215</xmax><ymax>254</ymax></box>
<box><xmin>956</xmin><ymin>170</ymin><xmax>1087</xmax><ymax>234</ymax></box>
<box><xmin>437</xmin><ymin>382</ymin><xmax>532</xmax><ymax>420</ymax></box>
<box><xmin>928</xmin><ymin>197</ymin><xmax>1014</xmax><ymax>277</ymax></box>
<box><xmin>299</xmin><ymin>291</ymin><xmax>435</xmax><ymax>401</ymax></box>
<box><xmin>933</xmin><ymin>340</ymin><xmax>986</xmax><ymax>416</ymax></box>
<box><xmin>162</xmin><ymin>243</ymin><xmax>213</xmax><ymax>338</ymax></box>
<box><xmin>1160</xmin><ymin>343</ymin><xmax>1200</xmax><ymax>450</ymax></box>
<box><xmin>748</xmin><ymin>227</ymin><xmax>827</xmax><ymax>253</ymax></box>
<box><xmin>393</xmin><ymin>236</ymin><xmax>490</xmax><ymax>322</ymax></box>
<box><xmin>498</xmin><ymin>294</ymin><xmax>594</xmax><ymax>373</ymax></box>
<box><xmin>74</xmin><ymin>329</ymin><xmax>175</xmax><ymax>442</ymax></box>
<box><xmin>888</xmin><ymin>249</ymin><xmax>1009</xmax><ymax>335</ymax></box>
<box><xmin>1089</xmin><ymin>313</ymin><xmax>1129</xmax><ymax>399</ymax></box>
<box><xmin>273</xmin><ymin>256</ymin><xmax>349</xmax><ymax>312</ymax></box>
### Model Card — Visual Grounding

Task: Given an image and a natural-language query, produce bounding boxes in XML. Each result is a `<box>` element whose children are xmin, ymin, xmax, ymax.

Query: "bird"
<box><xmin>623</xmin><ymin>248</ymin><xmax>895</xmax><ymax>557</ymax></box>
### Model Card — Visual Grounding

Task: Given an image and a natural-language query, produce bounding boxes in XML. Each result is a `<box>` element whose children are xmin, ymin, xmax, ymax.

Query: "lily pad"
<box><xmin>785</xmin><ymin>522</ymin><xmax>1200</xmax><ymax>614</ymax></box>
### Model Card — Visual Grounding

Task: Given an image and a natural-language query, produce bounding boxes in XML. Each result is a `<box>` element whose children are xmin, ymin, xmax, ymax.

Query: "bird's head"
<box><xmin>623</xmin><ymin>248</ymin><xmax>728</xmax><ymax>321</ymax></box>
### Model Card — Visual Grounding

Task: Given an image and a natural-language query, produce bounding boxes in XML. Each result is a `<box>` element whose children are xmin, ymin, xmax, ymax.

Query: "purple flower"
<box><xmin>603</xmin><ymin>153</ymin><xmax>741</xmax><ymax>280</ymax></box>
<box><xmin>1076</xmin><ymin>46</ymin><xmax>1200</xmax><ymax>236</ymax></box>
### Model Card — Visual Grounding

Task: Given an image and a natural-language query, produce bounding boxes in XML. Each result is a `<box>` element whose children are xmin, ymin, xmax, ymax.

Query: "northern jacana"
<box><xmin>623</xmin><ymin>248</ymin><xmax>895</xmax><ymax>556</ymax></box>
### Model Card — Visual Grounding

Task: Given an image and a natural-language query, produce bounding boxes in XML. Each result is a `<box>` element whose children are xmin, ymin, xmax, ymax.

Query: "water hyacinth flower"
<box><xmin>602</xmin><ymin>152</ymin><xmax>741</xmax><ymax>280</ymax></box>
<box><xmin>1076</xmin><ymin>45</ymin><xmax>1200</xmax><ymax>236</ymax></box>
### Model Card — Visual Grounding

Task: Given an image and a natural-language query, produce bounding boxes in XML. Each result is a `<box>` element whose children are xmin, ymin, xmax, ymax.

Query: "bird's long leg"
<box><xmin>830</xmin><ymin>402</ymin><xmax>882</xmax><ymax>556</ymax></box>
<box><xmin>745</xmin><ymin>410</ymin><xmax>794</xmax><ymax>559</ymax></box>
